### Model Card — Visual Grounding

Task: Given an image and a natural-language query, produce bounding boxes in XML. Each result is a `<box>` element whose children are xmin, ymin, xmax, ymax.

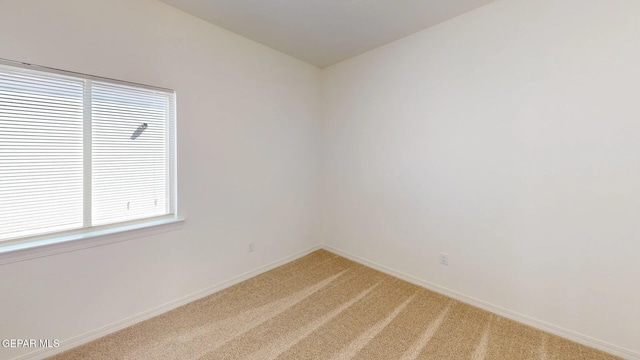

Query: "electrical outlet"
<box><xmin>249</xmin><ymin>242</ymin><xmax>254</xmax><ymax>252</ymax></box>
<box><xmin>440</xmin><ymin>253</ymin><xmax>448</xmax><ymax>265</ymax></box>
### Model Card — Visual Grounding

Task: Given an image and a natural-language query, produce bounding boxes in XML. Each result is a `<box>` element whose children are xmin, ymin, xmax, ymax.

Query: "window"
<box><xmin>0</xmin><ymin>61</ymin><xmax>176</xmax><ymax>244</ymax></box>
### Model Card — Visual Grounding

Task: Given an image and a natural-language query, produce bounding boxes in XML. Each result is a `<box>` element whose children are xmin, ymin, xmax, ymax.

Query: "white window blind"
<box><xmin>91</xmin><ymin>82</ymin><xmax>170</xmax><ymax>225</ymax></box>
<box><xmin>0</xmin><ymin>62</ymin><xmax>175</xmax><ymax>243</ymax></box>
<box><xmin>0</xmin><ymin>68</ymin><xmax>85</xmax><ymax>240</ymax></box>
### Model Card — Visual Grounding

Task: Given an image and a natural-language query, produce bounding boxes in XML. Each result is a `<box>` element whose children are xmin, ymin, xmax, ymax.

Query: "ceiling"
<box><xmin>160</xmin><ymin>0</ymin><xmax>498</xmax><ymax>68</ymax></box>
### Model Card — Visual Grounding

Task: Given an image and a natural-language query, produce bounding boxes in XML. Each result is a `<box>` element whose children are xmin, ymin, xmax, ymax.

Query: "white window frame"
<box><xmin>0</xmin><ymin>58</ymin><xmax>181</xmax><ymax>261</ymax></box>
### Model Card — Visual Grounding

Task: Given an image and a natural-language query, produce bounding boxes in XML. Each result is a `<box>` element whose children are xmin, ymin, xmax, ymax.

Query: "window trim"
<box><xmin>0</xmin><ymin>58</ymin><xmax>179</xmax><ymax>255</ymax></box>
<box><xmin>0</xmin><ymin>58</ymin><xmax>174</xmax><ymax>93</ymax></box>
<box><xmin>0</xmin><ymin>216</ymin><xmax>185</xmax><ymax>265</ymax></box>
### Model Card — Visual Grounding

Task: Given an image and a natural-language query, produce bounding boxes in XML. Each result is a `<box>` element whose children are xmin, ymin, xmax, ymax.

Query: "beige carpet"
<box><xmin>50</xmin><ymin>250</ymin><xmax>619</xmax><ymax>359</ymax></box>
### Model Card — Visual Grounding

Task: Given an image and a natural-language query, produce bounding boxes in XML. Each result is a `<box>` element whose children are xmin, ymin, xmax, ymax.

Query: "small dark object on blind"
<box><xmin>131</xmin><ymin>123</ymin><xmax>148</xmax><ymax>140</ymax></box>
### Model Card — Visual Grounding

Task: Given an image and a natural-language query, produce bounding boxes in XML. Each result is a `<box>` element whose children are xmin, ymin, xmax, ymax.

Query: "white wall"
<box><xmin>321</xmin><ymin>0</ymin><xmax>640</xmax><ymax>356</ymax></box>
<box><xmin>0</xmin><ymin>0</ymin><xmax>320</xmax><ymax>358</ymax></box>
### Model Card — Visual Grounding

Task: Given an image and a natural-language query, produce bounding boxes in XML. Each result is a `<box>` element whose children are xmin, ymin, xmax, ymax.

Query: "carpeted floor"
<box><xmin>50</xmin><ymin>250</ymin><xmax>619</xmax><ymax>359</ymax></box>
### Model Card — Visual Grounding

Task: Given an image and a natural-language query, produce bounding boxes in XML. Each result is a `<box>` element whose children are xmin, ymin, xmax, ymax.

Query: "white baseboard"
<box><xmin>322</xmin><ymin>245</ymin><xmax>639</xmax><ymax>360</ymax></box>
<box><xmin>13</xmin><ymin>245</ymin><xmax>322</xmax><ymax>360</ymax></box>
<box><xmin>12</xmin><ymin>243</ymin><xmax>637</xmax><ymax>360</ymax></box>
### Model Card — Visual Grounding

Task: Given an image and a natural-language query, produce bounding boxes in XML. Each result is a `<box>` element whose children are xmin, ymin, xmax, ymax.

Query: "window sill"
<box><xmin>0</xmin><ymin>217</ymin><xmax>185</xmax><ymax>265</ymax></box>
